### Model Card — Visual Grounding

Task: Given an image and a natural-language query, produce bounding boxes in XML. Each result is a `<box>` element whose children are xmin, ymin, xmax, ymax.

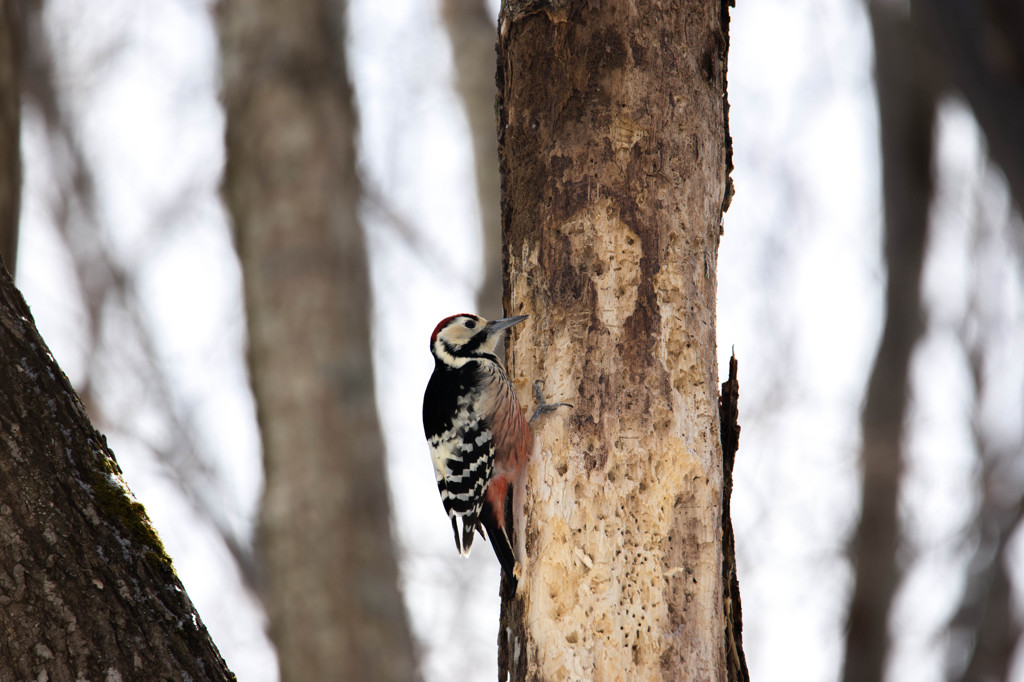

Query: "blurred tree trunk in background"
<box><xmin>846</xmin><ymin>0</ymin><xmax>1024</xmax><ymax>678</ymax></box>
<box><xmin>948</xmin><ymin>325</ymin><xmax>1023</xmax><ymax>682</ymax></box>
<box><xmin>0</xmin><ymin>1</ymin><xmax>21</xmax><ymax>274</ymax></box>
<box><xmin>0</xmin><ymin>262</ymin><xmax>234</xmax><ymax>681</ymax></box>
<box><xmin>906</xmin><ymin>7</ymin><xmax>1024</xmax><ymax>669</ymax></box>
<box><xmin>442</xmin><ymin>0</ymin><xmax>503</xmax><ymax>319</ymax></box>
<box><xmin>496</xmin><ymin>1</ymin><xmax>734</xmax><ymax>679</ymax></box>
<box><xmin>912</xmin><ymin>0</ymin><xmax>1024</xmax><ymax>215</ymax></box>
<box><xmin>842</xmin><ymin>5</ymin><xmax>936</xmax><ymax>682</ymax></box>
<box><xmin>218</xmin><ymin>1</ymin><xmax>418</xmax><ymax>680</ymax></box>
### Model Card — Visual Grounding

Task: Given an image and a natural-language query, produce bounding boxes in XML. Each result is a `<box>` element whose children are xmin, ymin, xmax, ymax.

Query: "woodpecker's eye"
<box><xmin>465</xmin><ymin>319</ymin><xmax>477</xmax><ymax>329</ymax></box>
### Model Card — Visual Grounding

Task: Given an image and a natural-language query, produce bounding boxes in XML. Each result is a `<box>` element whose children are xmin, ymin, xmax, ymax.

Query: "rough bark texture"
<box><xmin>218</xmin><ymin>1</ymin><xmax>418</xmax><ymax>680</ymax></box>
<box><xmin>496</xmin><ymin>1</ymin><xmax>731</xmax><ymax>679</ymax></box>
<box><xmin>442</xmin><ymin>0</ymin><xmax>504</xmax><ymax>318</ymax></box>
<box><xmin>841</xmin><ymin>5</ymin><xmax>936</xmax><ymax>682</ymax></box>
<box><xmin>0</xmin><ymin>1</ymin><xmax>20</xmax><ymax>275</ymax></box>
<box><xmin>0</xmin><ymin>258</ymin><xmax>234</xmax><ymax>681</ymax></box>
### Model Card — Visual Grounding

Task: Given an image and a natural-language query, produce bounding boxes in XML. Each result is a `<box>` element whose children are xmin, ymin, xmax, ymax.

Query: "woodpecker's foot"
<box><xmin>513</xmin><ymin>560</ymin><xmax>523</xmax><ymax>582</ymax></box>
<box><xmin>529</xmin><ymin>380</ymin><xmax>572</xmax><ymax>424</ymax></box>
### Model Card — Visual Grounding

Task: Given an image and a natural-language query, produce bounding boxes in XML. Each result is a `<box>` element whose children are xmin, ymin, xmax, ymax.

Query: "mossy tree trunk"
<box><xmin>218</xmin><ymin>0</ymin><xmax>418</xmax><ymax>680</ymax></box>
<box><xmin>496</xmin><ymin>1</ymin><xmax>733</xmax><ymax>679</ymax></box>
<box><xmin>0</xmin><ymin>260</ymin><xmax>234</xmax><ymax>681</ymax></box>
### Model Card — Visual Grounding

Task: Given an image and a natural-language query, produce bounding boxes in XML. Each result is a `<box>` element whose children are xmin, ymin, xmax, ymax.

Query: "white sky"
<box><xmin>16</xmin><ymin>0</ymin><xmax>1024</xmax><ymax>681</ymax></box>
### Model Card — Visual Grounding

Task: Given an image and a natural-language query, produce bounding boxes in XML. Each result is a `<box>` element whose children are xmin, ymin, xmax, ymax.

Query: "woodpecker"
<box><xmin>422</xmin><ymin>313</ymin><xmax>534</xmax><ymax>589</ymax></box>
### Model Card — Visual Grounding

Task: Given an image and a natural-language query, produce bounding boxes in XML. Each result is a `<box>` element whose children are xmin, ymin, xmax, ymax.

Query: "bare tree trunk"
<box><xmin>911</xmin><ymin>0</ymin><xmax>1024</xmax><ymax>214</ymax></box>
<box><xmin>0</xmin><ymin>1</ymin><xmax>21</xmax><ymax>274</ymax></box>
<box><xmin>0</xmin><ymin>259</ymin><xmax>233</xmax><ymax>681</ymax></box>
<box><xmin>442</xmin><ymin>0</ymin><xmax>503</xmax><ymax>318</ymax></box>
<box><xmin>218</xmin><ymin>1</ymin><xmax>418</xmax><ymax>680</ymax></box>
<box><xmin>841</xmin><ymin>5</ymin><xmax>936</xmax><ymax>682</ymax></box>
<box><xmin>496</xmin><ymin>1</ymin><xmax>732</xmax><ymax>679</ymax></box>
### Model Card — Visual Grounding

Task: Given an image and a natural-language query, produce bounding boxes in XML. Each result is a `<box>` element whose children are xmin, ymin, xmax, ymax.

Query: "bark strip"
<box><xmin>719</xmin><ymin>352</ymin><xmax>748</xmax><ymax>682</ymax></box>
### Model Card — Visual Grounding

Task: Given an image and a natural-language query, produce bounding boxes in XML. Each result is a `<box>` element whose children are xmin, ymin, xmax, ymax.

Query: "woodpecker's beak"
<box><xmin>486</xmin><ymin>315</ymin><xmax>528</xmax><ymax>334</ymax></box>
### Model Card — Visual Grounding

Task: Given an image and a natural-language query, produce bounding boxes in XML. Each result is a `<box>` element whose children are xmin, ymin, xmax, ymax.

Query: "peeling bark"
<box><xmin>719</xmin><ymin>353</ymin><xmax>748</xmax><ymax>682</ymax></box>
<box><xmin>0</xmin><ymin>258</ymin><xmax>234</xmax><ymax>681</ymax></box>
<box><xmin>496</xmin><ymin>1</ymin><xmax>732</xmax><ymax>679</ymax></box>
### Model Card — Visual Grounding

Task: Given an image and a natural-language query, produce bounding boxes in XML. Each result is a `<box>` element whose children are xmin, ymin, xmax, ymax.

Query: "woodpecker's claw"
<box><xmin>529</xmin><ymin>380</ymin><xmax>572</xmax><ymax>424</ymax></box>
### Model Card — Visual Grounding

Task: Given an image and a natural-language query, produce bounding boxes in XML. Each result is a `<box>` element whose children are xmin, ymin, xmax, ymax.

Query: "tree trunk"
<box><xmin>496</xmin><ymin>1</ymin><xmax>732</xmax><ymax>679</ymax></box>
<box><xmin>0</xmin><ymin>1</ymin><xmax>20</xmax><ymax>275</ymax></box>
<box><xmin>442</xmin><ymin>0</ymin><xmax>503</xmax><ymax>319</ymax></box>
<box><xmin>841</xmin><ymin>5</ymin><xmax>935</xmax><ymax>682</ymax></box>
<box><xmin>218</xmin><ymin>1</ymin><xmax>418</xmax><ymax>680</ymax></box>
<box><xmin>911</xmin><ymin>0</ymin><xmax>1024</xmax><ymax>214</ymax></box>
<box><xmin>0</xmin><ymin>259</ymin><xmax>234</xmax><ymax>681</ymax></box>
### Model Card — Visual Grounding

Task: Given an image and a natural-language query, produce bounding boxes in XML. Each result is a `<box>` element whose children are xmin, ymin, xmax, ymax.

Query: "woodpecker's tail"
<box><xmin>460</xmin><ymin>518</ymin><xmax>476</xmax><ymax>556</ymax></box>
<box><xmin>480</xmin><ymin>510</ymin><xmax>518</xmax><ymax>592</ymax></box>
<box><xmin>452</xmin><ymin>514</ymin><xmax>481</xmax><ymax>557</ymax></box>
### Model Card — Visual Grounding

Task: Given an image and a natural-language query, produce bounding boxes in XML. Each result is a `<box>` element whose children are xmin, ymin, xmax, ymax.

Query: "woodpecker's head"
<box><xmin>429</xmin><ymin>313</ymin><xmax>527</xmax><ymax>367</ymax></box>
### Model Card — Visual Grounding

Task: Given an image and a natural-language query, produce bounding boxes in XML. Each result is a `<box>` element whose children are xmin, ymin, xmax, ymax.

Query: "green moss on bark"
<box><xmin>85</xmin><ymin>445</ymin><xmax>174</xmax><ymax>574</ymax></box>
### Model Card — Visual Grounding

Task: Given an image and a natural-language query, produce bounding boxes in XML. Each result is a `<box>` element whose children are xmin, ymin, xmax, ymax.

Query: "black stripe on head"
<box><xmin>458</xmin><ymin>329</ymin><xmax>489</xmax><ymax>355</ymax></box>
<box><xmin>441</xmin><ymin>332</ymin><xmax>498</xmax><ymax>362</ymax></box>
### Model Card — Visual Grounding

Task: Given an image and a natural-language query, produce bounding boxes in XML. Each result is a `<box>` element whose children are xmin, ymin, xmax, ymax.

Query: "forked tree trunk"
<box><xmin>496</xmin><ymin>1</ymin><xmax>732</xmax><ymax>679</ymax></box>
<box><xmin>0</xmin><ymin>260</ymin><xmax>234</xmax><ymax>680</ymax></box>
